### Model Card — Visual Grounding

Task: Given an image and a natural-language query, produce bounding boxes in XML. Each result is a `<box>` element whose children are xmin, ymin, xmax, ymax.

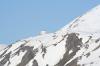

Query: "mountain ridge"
<box><xmin>61</xmin><ymin>5</ymin><xmax>100</xmax><ymax>33</ymax></box>
<box><xmin>0</xmin><ymin>5</ymin><xmax>100</xmax><ymax>66</ymax></box>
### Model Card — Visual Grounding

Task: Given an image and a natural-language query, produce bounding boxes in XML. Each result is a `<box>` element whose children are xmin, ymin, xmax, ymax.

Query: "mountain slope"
<box><xmin>0</xmin><ymin>5</ymin><xmax>100</xmax><ymax>66</ymax></box>
<box><xmin>62</xmin><ymin>5</ymin><xmax>100</xmax><ymax>33</ymax></box>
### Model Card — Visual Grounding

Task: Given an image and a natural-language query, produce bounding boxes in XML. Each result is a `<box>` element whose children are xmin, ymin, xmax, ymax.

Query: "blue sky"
<box><xmin>0</xmin><ymin>0</ymin><xmax>100</xmax><ymax>44</ymax></box>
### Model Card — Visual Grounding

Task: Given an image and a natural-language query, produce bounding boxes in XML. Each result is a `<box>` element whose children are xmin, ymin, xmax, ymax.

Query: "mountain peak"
<box><xmin>0</xmin><ymin>5</ymin><xmax>100</xmax><ymax>66</ymax></box>
<box><xmin>63</xmin><ymin>5</ymin><xmax>100</xmax><ymax>33</ymax></box>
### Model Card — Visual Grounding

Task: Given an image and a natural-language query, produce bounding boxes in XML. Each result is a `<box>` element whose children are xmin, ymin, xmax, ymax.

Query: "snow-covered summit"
<box><xmin>0</xmin><ymin>5</ymin><xmax>100</xmax><ymax>66</ymax></box>
<box><xmin>62</xmin><ymin>5</ymin><xmax>100</xmax><ymax>33</ymax></box>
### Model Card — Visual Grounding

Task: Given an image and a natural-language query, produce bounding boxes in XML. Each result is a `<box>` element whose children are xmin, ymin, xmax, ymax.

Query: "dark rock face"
<box><xmin>17</xmin><ymin>46</ymin><xmax>38</xmax><ymax>66</ymax></box>
<box><xmin>0</xmin><ymin>51</ymin><xmax>12</xmax><ymax>66</ymax></box>
<box><xmin>55</xmin><ymin>33</ymin><xmax>82</xmax><ymax>66</ymax></box>
<box><xmin>65</xmin><ymin>58</ymin><xmax>80</xmax><ymax>66</ymax></box>
<box><xmin>41</xmin><ymin>45</ymin><xmax>47</xmax><ymax>58</ymax></box>
<box><xmin>32</xmin><ymin>60</ymin><xmax>38</xmax><ymax>66</ymax></box>
<box><xmin>0</xmin><ymin>45</ymin><xmax>12</xmax><ymax>58</ymax></box>
<box><xmin>66</xmin><ymin>33</ymin><xmax>82</xmax><ymax>51</ymax></box>
<box><xmin>0</xmin><ymin>45</ymin><xmax>12</xmax><ymax>66</ymax></box>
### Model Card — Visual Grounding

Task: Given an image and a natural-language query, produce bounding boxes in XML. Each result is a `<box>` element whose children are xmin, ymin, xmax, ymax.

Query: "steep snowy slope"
<box><xmin>62</xmin><ymin>5</ymin><xmax>100</xmax><ymax>33</ymax></box>
<box><xmin>0</xmin><ymin>5</ymin><xmax>100</xmax><ymax>66</ymax></box>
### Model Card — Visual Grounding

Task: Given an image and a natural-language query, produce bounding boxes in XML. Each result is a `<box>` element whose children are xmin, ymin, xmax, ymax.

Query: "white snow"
<box><xmin>9</xmin><ymin>51</ymin><xmax>27</xmax><ymax>66</ymax></box>
<box><xmin>62</xmin><ymin>5</ymin><xmax>100</xmax><ymax>33</ymax></box>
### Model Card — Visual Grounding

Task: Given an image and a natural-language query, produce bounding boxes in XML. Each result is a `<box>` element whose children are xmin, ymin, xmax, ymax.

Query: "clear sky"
<box><xmin>0</xmin><ymin>0</ymin><xmax>100</xmax><ymax>44</ymax></box>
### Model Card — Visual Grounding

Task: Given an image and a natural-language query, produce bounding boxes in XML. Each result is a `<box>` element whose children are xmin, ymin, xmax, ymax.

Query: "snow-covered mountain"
<box><xmin>0</xmin><ymin>5</ymin><xmax>100</xmax><ymax>66</ymax></box>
